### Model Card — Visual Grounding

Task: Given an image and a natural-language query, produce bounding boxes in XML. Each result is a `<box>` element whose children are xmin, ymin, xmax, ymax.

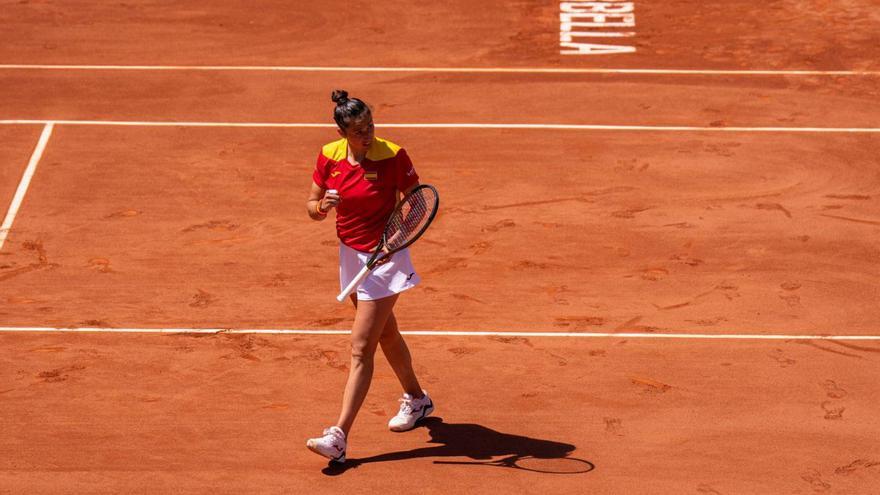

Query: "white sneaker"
<box><xmin>388</xmin><ymin>391</ymin><xmax>434</xmax><ymax>432</ymax></box>
<box><xmin>306</xmin><ymin>426</ymin><xmax>346</xmax><ymax>463</ymax></box>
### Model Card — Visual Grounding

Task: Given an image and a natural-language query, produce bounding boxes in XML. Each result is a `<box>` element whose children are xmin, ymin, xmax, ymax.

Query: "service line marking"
<box><xmin>1</xmin><ymin>326</ymin><xmax>880</xmax><ymax>340</ymax></box>
<box><xmin>0</xmin><ymin>64</ymin><xmax>878</xmax><ymax>76</ymax></box>
<box><xmin>1</xmin><ymin>120</ymin><xmax>879</xmax><ymax>133</ymax></box>
<box><xmin>0</xmin><ymin>123</ymin><xmax>54</xmax><ymax>251</ymax></box>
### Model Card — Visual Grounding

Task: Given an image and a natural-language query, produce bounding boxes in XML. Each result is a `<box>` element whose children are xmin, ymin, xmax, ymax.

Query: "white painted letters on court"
<box><xmin>561</xmin><ymin>2</ymin><xmax>633</xmax><ymax>13</ymax></box>
<box><xmin>559</xmin><ymin>1</ymin><xmax>636</xmax><ymax>55</ymax></box>
<box><xmin>560</xmin><ymin>13</ymin><xmax>635</xmax><ymax>29</ymax></box>
<box><xmin>559</xmin><ymin>41</ymin><xmax>636</xmax><ymax>55</ymax></box>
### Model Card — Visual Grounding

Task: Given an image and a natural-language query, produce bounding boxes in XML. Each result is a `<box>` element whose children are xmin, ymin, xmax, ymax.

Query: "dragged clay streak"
<box><xmin>0</xmin><ymin>264</ymin><xmax>45</xmax><ymax>281</ymax></box>
<box><xmin>756</xmin><ymin>202</ymin><xmax>792</xmax><ymax>218</ymax></box>
<box><xmin>451</xmin><ymin>293</ymin><xmax>487</xmax><ymax>304</ymax></box>
<box><xmin>708</xmin><ymin>191</ymin><xmax>785</xmax><ymax>202</ymax></box>
<box><xmin>799</xmin><ymin>340</ymin><xmax>863</xmax><ymax>359</ymax></box>
<box><xmin>443</xmin><ymin>206</ymin><xmax>480</xmax><ymax>215</ymax></box>
<box><xmin>615</xmin><ymin>316</ymin><xmax>643</xmax><ymax>331</ymax></box>
<box><xmin>654</xmin><ymin>301</ymin><xmax>692</xmax><ymax>311</ymax></box>
<box><xmin>484</xmin><ymin>187</ymin><xmax>636</xmax><ymax>210</ymax></box>
<box><xmin>181</xmin><ymin>220</ymin><xmax>239</xmax><ymax>232</ymax></box>
<box><xmin>824</xmin><ymin>194</ymin><xmax>871</xmax><ymax>200</ymax></box>
<box><xmin>484</xmin><ymin>196</ymin><xmax>587</xmax><ymax>210</ymax></box>
<box><xmin>819</xmin><ymin>214</ymin><xmax>880</xmax><ymax>226</ymax></box>
<box><xmin>828</xmin><ymin>340</ymin><xmax>880</xmax><ymax>354</ymax></box>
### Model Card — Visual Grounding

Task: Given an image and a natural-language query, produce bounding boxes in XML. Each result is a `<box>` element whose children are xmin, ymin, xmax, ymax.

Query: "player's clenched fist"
<box><xmin>321</xmin><ymin>189</ymin><xmax>341</xmax><ymax>211</ymax></box>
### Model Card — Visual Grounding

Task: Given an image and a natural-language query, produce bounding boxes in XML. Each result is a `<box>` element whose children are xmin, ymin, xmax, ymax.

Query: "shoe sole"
<box><xmin>389</xmin><ymin>401</ymin><xmax>434</xmax><ymax>432</ymax></box>
<box><xmin>306</xmin><ymin>441</ymin><xmax>346</xmax><ymax>463</ymax></box>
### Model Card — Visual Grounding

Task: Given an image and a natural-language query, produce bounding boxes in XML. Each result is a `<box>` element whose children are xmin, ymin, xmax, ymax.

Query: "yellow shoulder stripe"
<box><xmin>322</xmin><ymin>137</ymin><xmax>401</xmax><ymax>162</ymax></box>
<box><xmin>321</xmin><ymin>138</ymin><xmax>348</xmax><ymax>161</ymax></box>
<box><xmin>366</xmin><ymin>137</ymin><xmax>401</xmax><ymax>162</ymax></box>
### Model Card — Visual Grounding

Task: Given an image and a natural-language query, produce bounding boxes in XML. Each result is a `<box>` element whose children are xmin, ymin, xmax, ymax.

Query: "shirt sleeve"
<box><xmin>395</xmin><ymin>149</ymin><xmax>420</xmax><ymax>192</ymax></box>
<box><xmin>312</xmin><ymin>152</ymin><xmax>330</xmax><ymax>189</ymax></box>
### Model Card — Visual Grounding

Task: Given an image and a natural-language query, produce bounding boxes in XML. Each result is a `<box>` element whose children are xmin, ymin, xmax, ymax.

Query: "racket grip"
<box><xmin>336</xmin><ymin>264</ymin><xmax>372</xmax><ymax>302</ymax></box>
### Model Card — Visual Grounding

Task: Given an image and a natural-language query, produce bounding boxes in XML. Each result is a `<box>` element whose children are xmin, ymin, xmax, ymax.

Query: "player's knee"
<box><xmin>350</xmin><ymin>342</ymin><xmax>375</xmax><ymax>366</ymax></box>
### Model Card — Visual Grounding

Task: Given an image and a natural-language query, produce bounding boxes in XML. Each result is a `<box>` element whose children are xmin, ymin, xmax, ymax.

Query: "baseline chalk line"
<box><xmin>1</xmin><ymin>326</ymin><xmax>880</xmax><ymax>340</ymax></box>
<box><xmin>1</xmin><ymin>64</ymin><xmax>879</xmax><ymax>76</ymax></box>
<box><xmin>1</xmin><ymin>120</ymin><xmax>879</xmax><ymax>133</ymax></box>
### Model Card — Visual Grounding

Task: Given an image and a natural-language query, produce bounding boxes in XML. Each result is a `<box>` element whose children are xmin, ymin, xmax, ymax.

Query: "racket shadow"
<box><xmin>322</xmin><ymin>417</ymin><xmax>593</xmax><ymax>476</ymax></box>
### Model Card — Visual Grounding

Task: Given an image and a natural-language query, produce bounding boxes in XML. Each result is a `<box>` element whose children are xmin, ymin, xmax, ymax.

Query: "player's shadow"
<box><xmin>322</xmin><ymin>417</ymin><xmax>591</xmax><ymax>476</ymax></box>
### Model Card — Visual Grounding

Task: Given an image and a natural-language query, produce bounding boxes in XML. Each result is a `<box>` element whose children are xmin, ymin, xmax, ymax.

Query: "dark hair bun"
<box><xmin>330</xmin><ymin>90</ymin><xmax>370</xmax><ymax>130</ymax></box>
<box><xmin>331</xmin><ymin>89</ymin><xmax>349</xmax><ymax>105</ymax></box>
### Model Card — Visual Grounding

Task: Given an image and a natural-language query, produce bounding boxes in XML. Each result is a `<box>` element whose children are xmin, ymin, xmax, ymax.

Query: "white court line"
<box><xmin>1</xmin><ymin>64</ymin><xmax>879</xmax><ymax>76</ymax></box>
<box><xmin>1</xmin><ymin>120</ymin><xmax>879</xmax><ymax>133</ymax></box>
<box><xmin>1</xmin><ymin>326</ymin><xmax>880</xmax><ymax>340</ymax></box>
<box><xmin>0</xmin><ymin>123</ymin><xmax>54</xmax><ymax>251</ymax></box>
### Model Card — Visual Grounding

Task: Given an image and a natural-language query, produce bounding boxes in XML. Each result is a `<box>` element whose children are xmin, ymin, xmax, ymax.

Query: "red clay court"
<box><xmin>1</xmin><ymin>1</ymin><xmax>879</xmax><ymax>494</ymax></box>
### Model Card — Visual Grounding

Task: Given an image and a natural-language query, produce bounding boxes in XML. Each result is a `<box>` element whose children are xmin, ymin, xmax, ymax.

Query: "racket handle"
<box><xmin>336</xmin><ymin>263</ymin><xmax>372</xmax><ymax>302</ymax></box>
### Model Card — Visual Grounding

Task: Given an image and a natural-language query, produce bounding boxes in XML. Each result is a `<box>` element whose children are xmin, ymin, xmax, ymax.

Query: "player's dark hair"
<box><xmin>331</xmin><ymin>89</ymin><xmax>371</xmax><ymax>130</ymax></box>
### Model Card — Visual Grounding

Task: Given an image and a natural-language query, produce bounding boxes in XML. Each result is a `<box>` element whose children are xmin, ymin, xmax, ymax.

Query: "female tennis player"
<box><xmin>305</xmin><ymin>90</ymin><xmax>434</xmax><ymax>463</ymax></box>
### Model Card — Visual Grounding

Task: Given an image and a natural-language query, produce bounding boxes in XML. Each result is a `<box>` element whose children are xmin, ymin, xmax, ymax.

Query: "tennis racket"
<box><xmin>336</xmin><ymin>184</ymin><xmax>440</xmax><ymax>302</ymax></box>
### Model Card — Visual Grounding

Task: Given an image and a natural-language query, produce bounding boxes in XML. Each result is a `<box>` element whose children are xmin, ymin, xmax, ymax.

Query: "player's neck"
<box><xmin>347</xmin><ymin>145</ymin><xmax>367</xmax><ymax>165</ymax></box>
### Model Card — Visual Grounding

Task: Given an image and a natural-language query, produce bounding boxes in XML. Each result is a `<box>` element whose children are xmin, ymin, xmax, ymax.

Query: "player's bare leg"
<box><xmin>378</xmin><ymin>312</ymin><xmax>425</xmax><ymax>399</ymax></box>
<box><xmin>335</xmin><ymin>294</ymin><xmax>399</xmax><ymax>436</ymax></box>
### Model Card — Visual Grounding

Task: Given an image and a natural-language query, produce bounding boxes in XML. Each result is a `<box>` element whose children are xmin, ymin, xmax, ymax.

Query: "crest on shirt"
<box><xmin>364</xmin><ymin>171</ymin><xmax>378</xmax><ymax>181</ymax></box>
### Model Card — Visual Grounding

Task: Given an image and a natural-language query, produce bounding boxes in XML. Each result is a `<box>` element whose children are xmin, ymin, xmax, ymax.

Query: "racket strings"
<box><xmin>386</xmin><ymin>188</ymin><xmax>436</xmax><ymax>250</ymax></box>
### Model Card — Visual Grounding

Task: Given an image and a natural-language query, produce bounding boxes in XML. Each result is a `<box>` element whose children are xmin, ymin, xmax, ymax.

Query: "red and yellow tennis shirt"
<box><xmin>313</xmin><ymin>137</ymin><xmax>420</xmax><ymax>252</ymax></box>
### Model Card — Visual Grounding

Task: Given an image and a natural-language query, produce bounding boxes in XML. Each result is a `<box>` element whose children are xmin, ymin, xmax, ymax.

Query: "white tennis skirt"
<box><xmin>339</xmin><ymin>243</ymin><xmax>421</xmax><ymax>301</ymax></box>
